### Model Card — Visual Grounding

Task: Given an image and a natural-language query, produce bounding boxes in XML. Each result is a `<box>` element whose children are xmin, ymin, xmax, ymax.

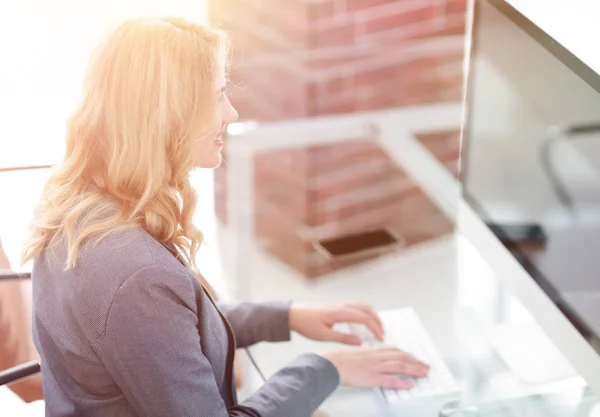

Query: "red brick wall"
<box><xmin>211</xmin><ymin>0</ymin><xmax>466</xmax><ymax>120</ymax></box>
<box><xmin>253</xmin><ymin>134</ymin><xmax>457</xmax><ymax>278</ymax></box>
<box><xmin>210</xmin><ymin>0</ymin><xmax>466</xmax><ymax>277</ymax></box>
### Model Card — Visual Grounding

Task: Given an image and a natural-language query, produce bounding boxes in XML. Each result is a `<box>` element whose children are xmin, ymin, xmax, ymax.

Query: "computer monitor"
<box><xmin>462</xmin><ymin>0</ymin><xmax>600</xmax><ymax>354</ymax></box>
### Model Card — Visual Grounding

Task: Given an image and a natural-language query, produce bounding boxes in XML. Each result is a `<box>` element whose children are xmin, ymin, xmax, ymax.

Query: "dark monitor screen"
<box><xmin>462</xmin><ymin>0</ymin><xmax>600</xmax><ymax>349</ymax></box>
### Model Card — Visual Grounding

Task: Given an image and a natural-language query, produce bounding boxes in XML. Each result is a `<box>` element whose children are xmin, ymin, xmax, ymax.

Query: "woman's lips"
<box><xmin>215</xmin><ymin>130</ymin><xmax>225</xmax><ymax>147</ymax></box>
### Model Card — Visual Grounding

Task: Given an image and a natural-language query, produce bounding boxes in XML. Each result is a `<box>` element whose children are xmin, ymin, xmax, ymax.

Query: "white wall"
<box><xmin>0</xmin><ymin>1</ymin><xmax>217</xmax><ymax>277</ymax></box>
<box><xmin>0</xmin><ymin>0</ymin><xmax>207</xmax><ymax>168</ymax></box>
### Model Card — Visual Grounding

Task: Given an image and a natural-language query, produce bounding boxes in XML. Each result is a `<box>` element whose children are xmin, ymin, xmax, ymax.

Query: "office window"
<box><xmin>0</xmin><ymin>0</ymin><xmax>209</xmax><ymax>269</ymax></box>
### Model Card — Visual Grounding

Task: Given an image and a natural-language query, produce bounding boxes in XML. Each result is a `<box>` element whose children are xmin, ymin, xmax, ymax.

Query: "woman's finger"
<box><xmin>325</xmin><ymin>330</ymin><xmax>362</xmax><ymax>346</ymax></box>
<box><xmin>373</xmin><ymin>347</ymin><xmax>429</xmax><ymax>367</ymax></box>
<box><xmin>344</xmin><ymin>302</ymin><xmax>375</xmax><ymax>315</ymax></box>
<box><xmin>344</xmin><ymin>303</ymin><xmax>385</xmax><ymax>338</ymax></box>
<box><xmin>379</xmin><ymin>360</ymin><xmax>429</xmax><ymax>378</ymax></box>
<box><xmin>371</xmin><ymin>375</ymin><xmax>415</xmax><ymax>390</ymax></box>
<box><xmin>389</xmin><ymin>352</ymin><xmax>426</xmax><ymax>366</ymax></box>
<box><xmin>333</xmin><ymin>308</ymin><xmax>384</xmax><ymax>340</ymax></box>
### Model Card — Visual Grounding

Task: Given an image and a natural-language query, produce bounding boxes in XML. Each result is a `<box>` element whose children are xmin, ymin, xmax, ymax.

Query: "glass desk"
<box><xmin>226</xmin><ymin>230</ymin><xmax>600</xmax><ymax>416</ymax></box>
<box><xmin>447</xmin><ymin>378</ymin><xmax>595</xmax><ymax>416</ymax></box>
<box><xmin>220</xmin><ymin>108</ymin><xmax>600</xmax><ymax>416</ymax></box>
<box><xmin>439</xmin><ymin>386</ymin><xmax>598</xmax><ymax>416</ymax></box>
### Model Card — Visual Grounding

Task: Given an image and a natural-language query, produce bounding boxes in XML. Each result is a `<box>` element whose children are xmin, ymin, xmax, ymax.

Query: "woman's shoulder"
<box><xmin>79</xmin><ymin>228</ymin><xmax>172</xmax><ymax>273</ymax></box>
<box><xmin>34</xmin><ymin>227</ymin><xmax>191</xmax><ymax>306</ymax></box>
<box><xmin>33</xmin><ymin>228</ymin><xmax>200</xmax><ymax>345</ymax></box>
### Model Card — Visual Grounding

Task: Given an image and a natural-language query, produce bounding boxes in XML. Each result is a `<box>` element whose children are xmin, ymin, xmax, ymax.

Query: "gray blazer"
<box><xmin>32</xmin><ymin>228</ymin><xmax>339</xmax><ymax>416</ymax></box>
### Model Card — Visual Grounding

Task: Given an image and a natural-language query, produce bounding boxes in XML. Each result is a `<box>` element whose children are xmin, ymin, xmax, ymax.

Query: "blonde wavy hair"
<box><xmin>22</xmin><ymin>17</ymin><xmax>228</xmax><ymax>269</ymax></box>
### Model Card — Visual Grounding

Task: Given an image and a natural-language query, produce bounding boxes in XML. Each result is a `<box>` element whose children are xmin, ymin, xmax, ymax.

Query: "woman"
<box><xmin>23</xmin><ymin>17</ymin><xmax>428</xmax><ymax>416</ymax></box>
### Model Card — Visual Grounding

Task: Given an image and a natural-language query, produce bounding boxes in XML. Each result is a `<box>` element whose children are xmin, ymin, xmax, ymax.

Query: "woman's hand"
<box><xmin>289</xmin><ymin>302</ymin><xmax>385</xmax><ymax>345</ymax></box>
<box><xmin>319</xmin><ymin>346</ymin><xmax>430</xmax><ymax>389</ymax></box>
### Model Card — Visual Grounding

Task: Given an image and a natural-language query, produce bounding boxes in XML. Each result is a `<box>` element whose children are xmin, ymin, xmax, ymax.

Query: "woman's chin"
<box><xmin>194</xmin><ymin>152</ymin><xmax>223</xmax><ymax>169</ymax></box>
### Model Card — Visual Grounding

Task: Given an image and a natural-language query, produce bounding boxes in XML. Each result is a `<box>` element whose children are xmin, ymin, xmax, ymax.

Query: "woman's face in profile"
<box><xmin>191</xmin><ymin>70</ymin><xmax>238</xmax><ymax>169</ymax></box>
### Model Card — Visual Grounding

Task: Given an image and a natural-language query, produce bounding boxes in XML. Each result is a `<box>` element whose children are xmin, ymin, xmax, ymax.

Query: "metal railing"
<box><xmin>0</xmin><ymin>270</ymin><xmax>31</xmax><ymax>281</ymax></box>
<box><xmin>0</xmin><ymin>164</ymin><xmax>53</xmax><ymax>173</ymax></box>
<box><xmin>0</xmin><ymin>361</ymin><xmax>40</xmax><ymax>386</ymax></box>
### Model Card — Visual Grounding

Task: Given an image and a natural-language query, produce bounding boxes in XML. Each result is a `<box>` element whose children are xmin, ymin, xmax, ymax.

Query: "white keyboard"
<box><xmin>349</xmin><ymin>308</ymin><xmax>460</xmax><ymax>416</ymax></box>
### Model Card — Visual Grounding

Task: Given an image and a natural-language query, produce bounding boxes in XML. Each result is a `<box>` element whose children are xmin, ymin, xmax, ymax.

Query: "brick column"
<box><xmin>210</xmin><ymin>0</ymin><xmax>466</xmax><ymax>278</ymax></box>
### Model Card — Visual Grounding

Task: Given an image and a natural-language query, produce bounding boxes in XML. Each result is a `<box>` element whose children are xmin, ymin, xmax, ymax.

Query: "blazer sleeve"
<box><xmin>216</xmin><ymin>301</ymin><xmax>291</xmax><ymax>348</ymax></box>
<box><xmin>100</xmin><ymin>266</ymin><xmax>339</xmax><ymax>417</ymax></box>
